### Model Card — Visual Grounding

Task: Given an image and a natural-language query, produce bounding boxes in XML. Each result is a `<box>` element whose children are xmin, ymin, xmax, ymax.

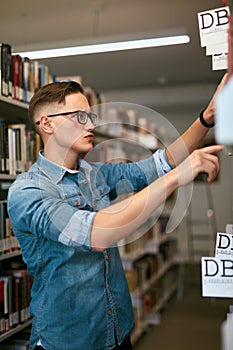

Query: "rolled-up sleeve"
<box><xmin>7</xmin><ymin>178</ymin><xmax>96</xmax><ymax>249</ymax></box>
<box><xmin>153</xmin><ymin>149</ymin><xmax>173</xmax><ymax>177</ymax></box>
<box><xmin>58</xmin><ymin>210</ymin><xmax>95</xmax><ymax>247</ymax></box>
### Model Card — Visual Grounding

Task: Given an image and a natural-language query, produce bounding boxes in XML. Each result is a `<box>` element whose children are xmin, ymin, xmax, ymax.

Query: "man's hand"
<box><xmin>175</xmin><ymin>144</ymin><xmax>224</xmax><ymax>186</ymax></box>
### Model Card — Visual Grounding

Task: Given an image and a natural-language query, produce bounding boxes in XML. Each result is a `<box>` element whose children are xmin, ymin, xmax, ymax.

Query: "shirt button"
<box><xmin>82</xmin><ymin>179</ymin><xmax>88</xmax><ymax>184</ymax></box>
<box><xmin>93</xmin><ymin>204</ymin><xmax>97</xmax><ymax>209</ymax></box>
<box><xmin>99</xmin><ymin>189</ymin><xmax>104</xmax><ymax>194</ymax></box>
<box><xmin>107</xmin><ymin>310</ymin><xmax>112</xmax><ymax>315</ymax></box>
<box><xmin>75</xmin><ymin>201</ymin><xmax>81</xmax><ymax>206</ymax></box>
<box><xmin>105</xmin><ymin>255</ymin><xmax>109</xmax><ymax>261</ymax></box>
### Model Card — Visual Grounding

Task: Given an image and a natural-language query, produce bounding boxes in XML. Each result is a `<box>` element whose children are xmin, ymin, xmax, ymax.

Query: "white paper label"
<box><xmin>198</xmin><ymin>6</ymin><xmax>230</xmax><ymax>47</ymax></box>
<box><xmin>215</xmin><ymin>232</ymin><xmax>233</xmax><ymax>258</ymax></box>
<box><xmin>212</xmin><ymin>52</ymin><xmax>228</xmax><ymax>70</ymax></box>
<box><xmin>201</xmin><ymin>257</ymin><xmax>233</xmax><ymax>298</ymax></box>
<box><xmin>206</xmin><ymin>42</ymin><xmax>228</xmax><ymax>55</ymax></box>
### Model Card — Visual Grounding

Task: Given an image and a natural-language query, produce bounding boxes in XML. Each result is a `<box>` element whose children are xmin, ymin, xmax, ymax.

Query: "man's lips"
<box><xmin>84</xmin><ymin>133</ymin><xmax>94</xmax><ymax>140</ymax></box>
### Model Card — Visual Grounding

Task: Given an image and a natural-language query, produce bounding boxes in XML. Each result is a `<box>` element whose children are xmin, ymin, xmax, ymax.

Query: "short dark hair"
<box><xmin>28</xmin><ymin>81</ymin><xmax>84</xmax><ymax>127</ymax></box>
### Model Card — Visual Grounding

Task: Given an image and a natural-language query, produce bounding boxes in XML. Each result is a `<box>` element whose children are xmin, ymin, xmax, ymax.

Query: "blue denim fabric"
<box><xmin>7</xmin><ymin>149</ymin><xmax>172</xmax><ymax>350</ymax></box>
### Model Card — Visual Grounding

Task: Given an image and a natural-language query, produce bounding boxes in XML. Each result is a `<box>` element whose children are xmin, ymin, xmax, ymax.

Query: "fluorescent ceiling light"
<box><xmin>15</xmin><ymin>35</ymin><xmax>190</xmax><ymax>60</ymax></box>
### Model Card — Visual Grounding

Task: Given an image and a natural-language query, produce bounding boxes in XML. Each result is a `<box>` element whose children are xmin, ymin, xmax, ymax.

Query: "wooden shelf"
<box><xmin>0</xmin><ymin>95</ymin><xmax>28</xmax><ymax>122</ymax></box>
<box><xmin>0</xmin><ymin>319</ymin><xmax>32</xmax><ymax>342</ymax></box>
<box><xmin>0</xmin><ymin>250</ymin><xmax>22</xmax><ymax>261</ymax></box>
<box><xmin>0</xmin><ymin>174</ymin><xmax>16</xmax><ymax>181</ymax></box>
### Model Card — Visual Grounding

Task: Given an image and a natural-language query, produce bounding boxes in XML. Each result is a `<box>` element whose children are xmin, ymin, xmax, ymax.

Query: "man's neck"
<box><xmin>44</xmin><ymin>148</ymin><xmax>79</xmax><ymax>170</ymax></box>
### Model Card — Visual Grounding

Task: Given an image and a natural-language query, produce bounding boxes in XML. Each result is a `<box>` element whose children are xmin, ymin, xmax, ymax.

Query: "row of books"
<box><xmin>97</xmin><ymin>107</ymin><xmax>159</xmax><ymax>150</ymax></box>
<box><xmin>0</xmin><ymin>268</ymin><xmax>32</xmax><ymax>335</ymax></box>
<box><xmin>0</xmin><ymin>43</ymin><xmax>108</xmax><ymax>109</ymax></box>
<box><xmin>124</xmin><ymin>239</ymin><xmax>176</xmax><ymax>294</ymax></box>
<box><xmin>131</xmin><ymin>265</ymin><xmax>178</xmax><ymax>340</ymax></box>
<box><xmin>141</xmin><ymin>266</ymin><xmax>178</xmax><ymax>324</ymax></box>
<box><xmin>0</xmin><ymin>43</ymin><xmax>55</xmax><ymax>104</ymax></box>
<box><xmin>0</xmin><ymin>201</ymin><xmax>19</xmax><ymax>256</ymax></box>
<box><xmin>119</xmin><ymin>215</ymin><xmax>170</xmax><ymax>257</ymax></box>
<box><xmin>0</xmin><ymin>119</ymin><xmax>42</xmax><ymax>175</ymax></box>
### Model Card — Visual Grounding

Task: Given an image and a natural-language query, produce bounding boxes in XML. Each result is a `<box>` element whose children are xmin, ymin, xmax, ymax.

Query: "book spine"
<box><xmin>29</xmin><ymin>60</ymin><xmax>35</xmax><ymax>101</ymax></box>
<box><xmin>3</xmin><ymin>120</ymin><xmax>9</xmax><ymax>174</ymax></box>
<box><xmin>1</xmin><ymin>44</ymin><xmax>9</xmax><ymax>96</ymax></box>
<box><xmin>0</xmin><ymin>201</ymin><xmax>6</xmax><ymax>255</ymax></box>
<box><xmin>6</xmin><ymin>44</ymin><xmax>13</xmax><ymax>98</ymax></box>
<box><xmin>12</xmin><ymin>55</ymin><xmax>20</xmax><ymax>100</ymax></box>
<box><xmin>7</xmin><ymin>125</ymin><xmax>16</xmax><ymax>176</ymax></box>
<box><xmin>19</xmin><ymin>56</ymin><xmax>24</xmax><ymax>102</ymax></box>
<box><xmin>3</xmin><ymin>270</ymin><xmax>32</xmax><ymax>328</ymax></box>
<box><xmin>12</xmin><ymin>124</ymin><xmax>27</xmax><ymax>172</ymax></box>
<box><xmin>0</xmin><ymin>280</ymin><xmax>4</xmax><ymax>334</ymax></box>
<box><xmin>23</xmin><ymin>57</ymin><xmax>30</xmax><ymax>103</ymax></box>
<box><xmin>0</xmin><ymin>118</ymin><xmax>4</xmax><ymax>173</ymax></box>
<box><xmin>3</xmin><ymin>277</ymin><xmax>9</xmax><ymax>332</ymax></box>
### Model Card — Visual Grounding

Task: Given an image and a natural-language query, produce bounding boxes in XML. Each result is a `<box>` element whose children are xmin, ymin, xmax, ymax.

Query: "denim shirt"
<box><xmin>7</xmin><ymin>149</ymin><xmax>172</xmax><ymax>350</ymax></box>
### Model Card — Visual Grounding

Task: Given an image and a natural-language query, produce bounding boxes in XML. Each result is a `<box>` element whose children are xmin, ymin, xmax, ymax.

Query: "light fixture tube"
<box><xmin>15</xmin><ymin>35</ymin><xmax>190</xmax><ymax>59</ymax></box>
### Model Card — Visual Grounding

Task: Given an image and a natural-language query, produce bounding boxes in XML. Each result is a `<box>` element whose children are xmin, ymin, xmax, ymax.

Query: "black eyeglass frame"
<box><xmin>35</xmin><ymin>110</ymin><xmax>98</xmax><ymax>126</ymax></box>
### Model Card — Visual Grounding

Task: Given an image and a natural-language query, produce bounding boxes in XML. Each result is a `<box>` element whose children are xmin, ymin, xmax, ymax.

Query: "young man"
<box><xmin>7</xmin><ymin>77</ymin><xmax>225</xmax><ymax>350</ymax></box>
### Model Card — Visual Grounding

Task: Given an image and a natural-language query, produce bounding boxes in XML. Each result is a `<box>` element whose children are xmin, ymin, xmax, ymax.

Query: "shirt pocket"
<box><xmin>63</xmin><ymin>192</ymin><xmax>87</xmax><ymax>208</ymax></box>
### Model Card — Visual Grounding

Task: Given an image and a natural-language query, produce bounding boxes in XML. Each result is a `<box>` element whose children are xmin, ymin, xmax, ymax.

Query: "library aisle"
<box><xmin>133</xmin><ymin>264</ymin><xmax>230</xmax><ymax>350</ymax></box>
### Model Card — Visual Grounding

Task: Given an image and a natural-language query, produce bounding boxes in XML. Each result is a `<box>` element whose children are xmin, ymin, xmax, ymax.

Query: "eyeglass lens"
<box><xmin>76</xmin><ymin>111</ymin><xmax>97</xmax><ymax>125</ymax></box>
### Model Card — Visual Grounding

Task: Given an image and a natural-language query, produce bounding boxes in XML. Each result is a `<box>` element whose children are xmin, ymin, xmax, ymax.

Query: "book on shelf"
<box><xmin>12</xmin><ymin>54</ymin><xmax>21</xmax><ymax>101</ymax></box>
<box><xmin>11</xmin><ymin>53</ymin><xmax>24</xmax><ymax>102</ymax></box>
<box><xmin>0</xmin><ymin>200</ymin><xmax>19</xmax><ymax>255</ymax></box>
<box><xmin>22</xmin><ymin>57</ymin><xmax>30</xmax><ymax>104</ymax></box>
<box><xmin>0</xmin><ymin>279</ymin><xmax>4</xmax><ymax>334</ymax></box>
<box><xmin>1</xmin><ymin>43</ymin><xmax>13</xmax><ymax>98</ymax></box>
<box><xmin>39</xmin><ymin>63</ymin><xmax>56</xmax><ymax>88</ymax></box>
<box><xmin>2</xmin><ymin>268</ymin><xmax>32</xmax><ymax>329</ymax></box>
<box><xmin>0</xmin><ymin>119</ymin><xmax>11</xmax><ymax>174</ymax></box>
<box><xmin>0</xmin><ymin>42</ymin><xmax>57</xmax><ymax>103</ymax></box>
<box><xmin>0</xmin><ymin>119</ymin><xmax>42</xmax><ymax>175</ymax></box>
<box><xmin>0</xmin><ymin>275</ymin><xmax>13</xmax><ymax>333</ymax></box>
<box><xmin>33</xmin><ymin>60</ymin><xmax>40</xmax><ymax>92</ymax></box>
<box><xmin>23</xmin><ymin>57</ymin><xmax>37</xmax><ymax>103</ymax></box>
<box><xmin>0</xmin><ymin>201</ymin><xmax>9</xmax><ymax>254</ymax></box>
<box><xmin>0</xmin><ymin>119</ymin><xmax>8</xmax><ymax>173</ymax></box>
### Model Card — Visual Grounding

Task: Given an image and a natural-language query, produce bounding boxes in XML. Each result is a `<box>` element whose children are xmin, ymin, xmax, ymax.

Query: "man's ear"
<box><xmin>40</xmin><ymin>115</ymin><xmax>54</xmax><ymax>134</ymax></box>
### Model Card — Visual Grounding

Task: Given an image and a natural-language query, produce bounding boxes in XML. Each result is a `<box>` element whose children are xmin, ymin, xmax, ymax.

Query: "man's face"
<box><xmin>47</xmin><ymin>92</ymin><xmax>96</xmax><ymax>156</ymax></box>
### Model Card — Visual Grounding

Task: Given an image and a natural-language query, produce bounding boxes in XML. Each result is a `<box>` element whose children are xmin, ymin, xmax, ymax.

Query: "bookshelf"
<box><xmin>0</xmin><ymin>247</ymin><xmax>33</xmax><ymax>342</ymax></box>
<box><xmin>0</xmin><ymin>48</ymin><xmax>179</xmax><ymax>346</ymax></box>
<box><xmin>0</xmin><ymin>93</ymin><xmax>32</xmax><ymax>344</ymax></box>
<box><xmin>0</xmin><ymin>94</ymin><xmax>180</xmax><ymax>346</ymax></box>
<box><xmin>118</xmin><ymin>215</ymin><xmax>178</xmax><ymax>343</ymax></box>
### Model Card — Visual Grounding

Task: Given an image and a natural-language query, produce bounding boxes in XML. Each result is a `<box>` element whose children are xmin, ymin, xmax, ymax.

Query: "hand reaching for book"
<box><xmin>174</xmin><ymin>144</ymin><xmax>224</xmax><ymax>186</ymax></box>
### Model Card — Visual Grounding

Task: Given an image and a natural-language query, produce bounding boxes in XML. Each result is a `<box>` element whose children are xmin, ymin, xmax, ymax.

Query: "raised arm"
<box><xmin>165</xmin><ymin>74</ymin><xmax>228</xmax><ymax>167</ymax></box>
<box><xmin>91</xmin><ymin>144</ymin><xmax>224</xmax><ymax>250</ymax></box>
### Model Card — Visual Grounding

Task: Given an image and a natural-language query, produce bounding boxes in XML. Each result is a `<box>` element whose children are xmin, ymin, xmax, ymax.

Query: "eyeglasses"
<box><xmin>35</xmin><ymin>110</ymin><xmax>98</xmax><ymax>126</ymax></box>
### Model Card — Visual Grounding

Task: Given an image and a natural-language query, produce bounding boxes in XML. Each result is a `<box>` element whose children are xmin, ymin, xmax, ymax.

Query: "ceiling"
<box><xmin>0</xmin><ymin>0</ymin><xmax>228</xmax><ymax>93</ymax></box>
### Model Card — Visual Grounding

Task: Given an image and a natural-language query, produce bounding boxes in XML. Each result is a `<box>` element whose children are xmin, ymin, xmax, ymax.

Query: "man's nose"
<box><xmin>85</xmin><ymin>117</ymin><xmax>96</xmax><ymax>130</ymax></box>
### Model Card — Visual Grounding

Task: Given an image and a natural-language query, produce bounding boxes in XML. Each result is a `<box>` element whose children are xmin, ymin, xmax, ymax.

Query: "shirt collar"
<box><xmin>37</xmin><ymin>151</ymin><xmax>92</xmax><ymax>183</ymax></box>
